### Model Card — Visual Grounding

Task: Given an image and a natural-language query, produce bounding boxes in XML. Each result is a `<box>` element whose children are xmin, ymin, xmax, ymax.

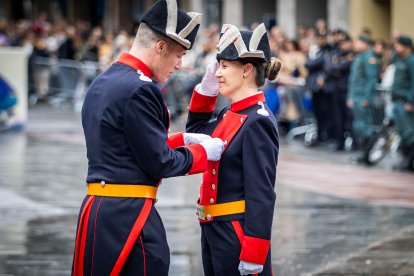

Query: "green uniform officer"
<box><xmin>347</xmin><ymin>35</ymin><xmax>381</xmax><ymax>161</ymax></box>
<box><xmin>392</xmin><ymin>35</ymin><xmax>414</xmax><ymax>171</ymax></box>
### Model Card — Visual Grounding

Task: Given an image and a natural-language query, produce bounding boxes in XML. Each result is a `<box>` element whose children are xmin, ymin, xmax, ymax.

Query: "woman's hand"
<box><xmin>238</xmin><ymin>261</ymin><xmax>263</xmax><ymax>275</ymax></box>
<box><xmin>198</xmin><ymin>60</ymin><xmax>220</xmax><ymax>96</ymax></box>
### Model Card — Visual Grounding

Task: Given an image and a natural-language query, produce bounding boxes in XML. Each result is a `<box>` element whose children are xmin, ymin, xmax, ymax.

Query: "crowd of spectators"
<box><xmin>1</xmin><ymin>14</ymin><xmax>413</xmax><ymax>170</ymax></box>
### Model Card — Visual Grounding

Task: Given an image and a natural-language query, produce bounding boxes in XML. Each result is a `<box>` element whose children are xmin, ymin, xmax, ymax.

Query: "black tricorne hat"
<box><xmin>216</xmin><ymin>23</ymin><xmax>271</xmax><ymax>63</ymax></box>
<box><xmin>141</xmin><ymin>0</ymin><xmax>202</xmax><ymax>50</ymax></box>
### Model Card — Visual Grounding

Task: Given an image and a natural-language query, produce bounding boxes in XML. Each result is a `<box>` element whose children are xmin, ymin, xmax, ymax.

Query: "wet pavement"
<box><xmin>0</xmin><ymin>105</ymin><xmax>413</xmax><ymax>276</ymax></box>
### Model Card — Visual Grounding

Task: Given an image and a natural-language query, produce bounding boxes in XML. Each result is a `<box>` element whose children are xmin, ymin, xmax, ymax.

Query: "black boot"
<box><xmin>393</xmin><ymin>143</ymin><xmax>414</xmax><ymax>171</ymax></box>
<box><xmin>353</xmin><ymin>137</ymin><xmax>371</xmax><ymax>164</ymax></box>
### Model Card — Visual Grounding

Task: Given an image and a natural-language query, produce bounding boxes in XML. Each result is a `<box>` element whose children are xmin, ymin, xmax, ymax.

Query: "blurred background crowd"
<box><xmin>0</xmin><ymin>8</ymin><xmax>413</xmax><ymax>171</ymax></box>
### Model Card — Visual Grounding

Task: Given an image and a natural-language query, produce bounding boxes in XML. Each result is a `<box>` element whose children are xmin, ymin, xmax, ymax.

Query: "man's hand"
<box><xmin>199</xmin><ymin>138</ymin><xmax>225</xmax><ymax>161</ymax></box>
<box><xmin>347</xmin><ymin>99</ymin><xmax>353</xmax><ymax>109</ymax></box>
<box><xmin>199</xmin><ymin>60</ymin><xmax>219</xmax><ymax>96</ymax></box>
<box><xmin>183</xmin><ymin>133</ymin><xmax>211</xmax><ymax>145</ymax></box>
<box><xmin>238</xmin><ymin>261</ymin><xmax>263</xmax><ymax>275</ymax></box>
<box><xmin>404</xmin><ymin>103</ymin><xmax>414</xmax><ymax>112</ymax></box>
<box><xmin>361</xmin><ymin>99</ymin><xmax>369</xmax><ymax>107</ymax></box>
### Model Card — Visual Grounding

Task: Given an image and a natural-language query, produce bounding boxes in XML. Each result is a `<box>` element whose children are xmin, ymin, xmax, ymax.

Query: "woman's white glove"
<box><xmin>183</xmin><ymin>133</ymin><xmax>212</xmax><ymax>145</ymax></box>
<box><xmin>238</xmin><ymin>261</ymin><xmax>263</xmax><ymax>275</ymax></box>
<box><xmin>199</xmin><ymin>138</ymin><xmax>225</xmax><ymax>161</ymax></box>
<box><xmin>198</xmin><ymin>60</ymin><xmax>220</xmax><ymax>96</ymax></box>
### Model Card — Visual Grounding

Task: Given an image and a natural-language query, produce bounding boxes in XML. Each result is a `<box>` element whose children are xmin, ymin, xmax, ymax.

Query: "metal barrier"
<box><xmin>273</xmin><ymin>80</ymin><xmax>316</xmax><ymax>141</ymax></box>
<box><xmin>29</xmin><ymin>57</ymin><xmax>101</xmax><ymax>110</ymax></box>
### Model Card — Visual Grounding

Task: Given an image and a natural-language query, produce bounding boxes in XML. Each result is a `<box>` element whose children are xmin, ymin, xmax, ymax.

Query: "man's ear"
<box><xmin>244</xmin><ymin>63</ymin><xmax>254</xmax><ymax>76</ymax></box>
<box><xmin>156</xmin><ymin>40</ymin><xmax>167</xmax><ymax>54</ymax></box>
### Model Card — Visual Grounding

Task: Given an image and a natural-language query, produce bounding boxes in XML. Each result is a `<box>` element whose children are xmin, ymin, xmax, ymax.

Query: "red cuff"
<box><xmin>189</xmin><ymin>87</ymin><xmax>218</xmax><ymax>113</ymax></box>
<box><xmin>167</xmin><ymin>132</ymin><xmax>185</xmax><ymax>149</ymax></box>
<box><xmin>186</xmin><ymin>144</ymin><xmax>208</xmax><ymax>174</ymax></box>
<box><xmin>239</xmin><ymin>236</ymin><xmax>271</xmax><ymax>265</ymax></box>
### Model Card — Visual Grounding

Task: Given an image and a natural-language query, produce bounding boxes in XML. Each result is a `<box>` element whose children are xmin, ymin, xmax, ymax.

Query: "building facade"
<box><xmin>1</xmin><ymin>0</ymin><xmax>413</xmax><ymax>40</ymax></box>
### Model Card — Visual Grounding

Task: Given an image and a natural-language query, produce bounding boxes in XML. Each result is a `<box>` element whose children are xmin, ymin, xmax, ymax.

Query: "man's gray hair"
<box><xmin>135</xmin><ymin>22</ymin><xmax>175</xmax><ymax>49</ymax></box>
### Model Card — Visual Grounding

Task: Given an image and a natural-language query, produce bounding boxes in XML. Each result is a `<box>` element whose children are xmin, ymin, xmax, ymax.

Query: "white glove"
<box><xmin>199</xmin><ymin>60</ymin><xmax>219</xmax><ymax>96</ymax></box>
<box><xmin>199</xmin><ymin>138</ymin><xmax>225</xmax><ymax>161</ymax></box>
<box><xmin>183</xmin><ymin>133</ymin><xmax>212</xmax><ymax>145</ymax></box>
<box><xmin>238</xmin><ymin>261</ymin><xmax>263</xmax><ymax>275</ymax></box>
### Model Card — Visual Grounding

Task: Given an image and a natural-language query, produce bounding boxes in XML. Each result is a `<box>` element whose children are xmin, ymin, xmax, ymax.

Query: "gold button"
<box><xmin>100</xmin><ymin>181</ymin><xmax>105</xmax><ymax>187</ymax></box>
<box><xmin>212</xmin><ymin>184</ymin><xmax>216</xmax><ymax>190</ymax></box>
<box><xmin>212</xmin><ymin>169</ymin><xmax>216</xmax><ymax>175</ymax></box>
<box><xmin>240</xmin><ymin>118</ymin><xmax>244</xmax><ymax>123</ymax></box>
<box><xmin>206</xmin><ymin>215</ymin><xmax>212</xmax><ymax>220</ymax></box>
<box><xmin>210</xmin><ymin>198</ymin><xmax>215</xmax><ymax>204</ymax></box>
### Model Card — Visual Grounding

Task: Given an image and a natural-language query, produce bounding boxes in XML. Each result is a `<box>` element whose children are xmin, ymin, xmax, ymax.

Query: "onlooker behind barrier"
<box><xmin>391</xmin><ymin>35</ymin><xmax>414</xmax><ymax>171</ymax></box>
<box><xmin>305</xmin><ymin>30</ymin><xmax>332</xmax><ymax>144</ymax></box>
<box><xmin>324</xmin><ymin>32</ymin><xmax>354</xmax><ymax>151</ymax></box>
<box><xmin>29</xmin><ymin>36</ymin><xmax>50</xmax><ymax>103</ymax></box>
<box><xmin>277</xmin><ymin>39</ymin><xmax>307</xmax><ymax>130</ymax></box>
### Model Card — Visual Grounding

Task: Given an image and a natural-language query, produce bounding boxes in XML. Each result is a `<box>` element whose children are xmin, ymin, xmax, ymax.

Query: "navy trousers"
<box><xmin>72</xmin><ymin>196</ymin><xmax>170</xmax><ymax>275</ymax></box>
<box><xmin>200</xmin><ymin>221</ymin><xmax>273</xmax><ymax>276</ymax></box>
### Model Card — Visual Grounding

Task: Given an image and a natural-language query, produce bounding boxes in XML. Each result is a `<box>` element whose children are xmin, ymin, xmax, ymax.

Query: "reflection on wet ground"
<box><xmin>0</xmin><ymin>106</ymin><xmax>413</xmax><ymax>275</ymax></box>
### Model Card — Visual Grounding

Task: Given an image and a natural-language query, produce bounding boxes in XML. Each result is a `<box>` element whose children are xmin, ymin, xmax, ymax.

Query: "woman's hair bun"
<box><xmin>265</xmin><ymin>57</ymin><xmax>282</xmax><ymax>81</ymax></box>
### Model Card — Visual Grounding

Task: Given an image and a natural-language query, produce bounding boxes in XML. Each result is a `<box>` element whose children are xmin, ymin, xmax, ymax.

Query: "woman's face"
<box><xmin>215</xmin><ymin>59</ymin><xmax>245</xmax><ymax>100</ymax></box>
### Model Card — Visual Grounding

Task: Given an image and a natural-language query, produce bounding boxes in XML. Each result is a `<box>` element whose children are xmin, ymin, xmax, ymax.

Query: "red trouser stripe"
<box><xmin>73</xmin><ymin>196</ymin><xmax>95</xmax><ymax>276</ymax></box>
<box><xmin>90</xmin><ymin>197</ymin><xmax>104</xmax><ymax>275</ymax></box>
<box><xmin>231</xmin><ymin>221</ymin><xmax>258</xmax><ymax>276</ymax></box>
<box><xmin>231</xmin><ymin>220</ymin><xmax>244</xmax><ymax>244</ymax></box>
<box><xmin>139</xmin><ymin>235</ymin><xmax>146</xmax><ymax>276</ymax></box>
<box><xmin>110</xmin><ymin>198</ymin><xmax>153</xmax><ymax>276</ymax></box>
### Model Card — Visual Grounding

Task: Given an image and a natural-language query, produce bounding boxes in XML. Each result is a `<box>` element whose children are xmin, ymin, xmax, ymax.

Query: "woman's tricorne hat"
<box><xmin>216</xmin><ymin>23</ymin><xmax>271</xmax><ymax>62</ymax></box>
<box><xmin>141</xmin><ymin>0</ymin><xmax>202</xmax><ymax>50</ymax></box>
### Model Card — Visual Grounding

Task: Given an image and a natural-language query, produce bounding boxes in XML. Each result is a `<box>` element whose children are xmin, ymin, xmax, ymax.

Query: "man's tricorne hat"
<box><xmin>141</xmin><ymin>0</ymin><xmax>202</xmax><ymax>50</ymax></box>
<box><xmin>216</xmin><ymin>23</ymin><xmax>271</xmax><ymax>63</ymax></box>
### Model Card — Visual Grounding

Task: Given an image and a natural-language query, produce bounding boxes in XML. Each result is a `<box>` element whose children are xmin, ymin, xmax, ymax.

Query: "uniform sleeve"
<box><xmin>364</xmin><ymin>53</ymin><xmax>380</xmax><ymax>101</ymax></box>
<box><xmin>408</xmin><ymin>59</ymin><xmax>414</xmax><ymax>104</ymax></box>
<box><xmin>239</xmin><ymin>118</ymin><xmax>279</xmax><ymax>265</ymax></box>
<box><xmin>348</xmin><ymin>59</ymin><xmax>357</xmax><ymax>100</ymax></box>
<box><xmin>124</xmin><ymin>84</ymin><xmax>207</xmax><ymax>178</ymax></box>
<box><xmin>186</xmin><ymin>85</ymin><xmax>221</xmax><ymax>135</ymax></box>
<box><xmin>305</xmin><ymin>54</ymin><xmax>324</xmax><ymax>72</ymax></box>
<box><xmin>167</xmin><ymin>132</ymin><xmax>185</xmax><ymax>149</ymax></box>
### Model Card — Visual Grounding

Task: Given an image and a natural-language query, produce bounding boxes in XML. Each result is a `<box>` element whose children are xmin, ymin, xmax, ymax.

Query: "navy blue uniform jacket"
<box><xmin>74</xmin><ymin>53</ymin><xmax>208</xmax><ymax>275</ymax></box>
<box><xmin>82</xmin><ymin>53</ymin><xmax>208</xmax><ymax>184</ymax></box>
<box><xmin>186</xmin><ymin>89</ymin><xmax>279</xmax><ymax>265</ymax></box>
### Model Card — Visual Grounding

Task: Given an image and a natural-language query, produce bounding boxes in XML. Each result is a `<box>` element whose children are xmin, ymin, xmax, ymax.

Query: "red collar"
<box><xmin>117</xmin><ymin>52</ymin><xmax>153</xmax><ymax>78</ymax></box>
<box><xmin>230</xmin><ymin>92</ymin><xmax>266</xmax><ymax>112</ymax></box>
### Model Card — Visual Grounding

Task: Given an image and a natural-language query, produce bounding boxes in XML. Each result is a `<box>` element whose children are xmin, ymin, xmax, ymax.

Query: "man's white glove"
<box><xmin>198</xmin><ymin>60</ymin><xmax>220</xmax><ymax>96</ymax></box>
<box><xmin>183</xmin><ymin>133</ymin><xmax>212</xmax><ymax>145</ymax></box>
<box><xmin>238</xmin><ymin>261</ymin><xmax>263</xmax><ymax>275</ymax></box>
<box><xmin>199</xmin><ymin>138</ymin><xmax>225</xmax><ymax>161</ymax></box>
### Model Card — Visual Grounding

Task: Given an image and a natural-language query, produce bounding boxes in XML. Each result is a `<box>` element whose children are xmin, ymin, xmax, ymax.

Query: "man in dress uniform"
<box><xmin>391</xmin><ymin>35</ymin><xmax>414</xmax><ymax>171</ymax></box>
<box><xmin>347</xmin><ymin>35</ymin><xmax>381</xmax><ymax>163</ymax></box>
<box><xmin>72</xmin><ymin>1</ymin><xmax>225</xmax><ymax>275</ymax></box>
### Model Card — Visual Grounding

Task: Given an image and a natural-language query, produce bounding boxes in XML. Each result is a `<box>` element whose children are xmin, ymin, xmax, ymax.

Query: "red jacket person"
<box><xmin>72</xmin><ymin>1</ymin><xmax>224</xmax><ymax>275</ymax></box>
<box><xmin>187</xmin><ymin>23</ymin><xmax>281</xmax><ymax>276</ymax></box>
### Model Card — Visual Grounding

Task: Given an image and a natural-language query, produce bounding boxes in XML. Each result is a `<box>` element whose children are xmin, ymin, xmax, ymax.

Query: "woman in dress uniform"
<box><xmin>186</xmin><ymin>23</ymin><xmax>281</xmax><ymax>275</ymax></box>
